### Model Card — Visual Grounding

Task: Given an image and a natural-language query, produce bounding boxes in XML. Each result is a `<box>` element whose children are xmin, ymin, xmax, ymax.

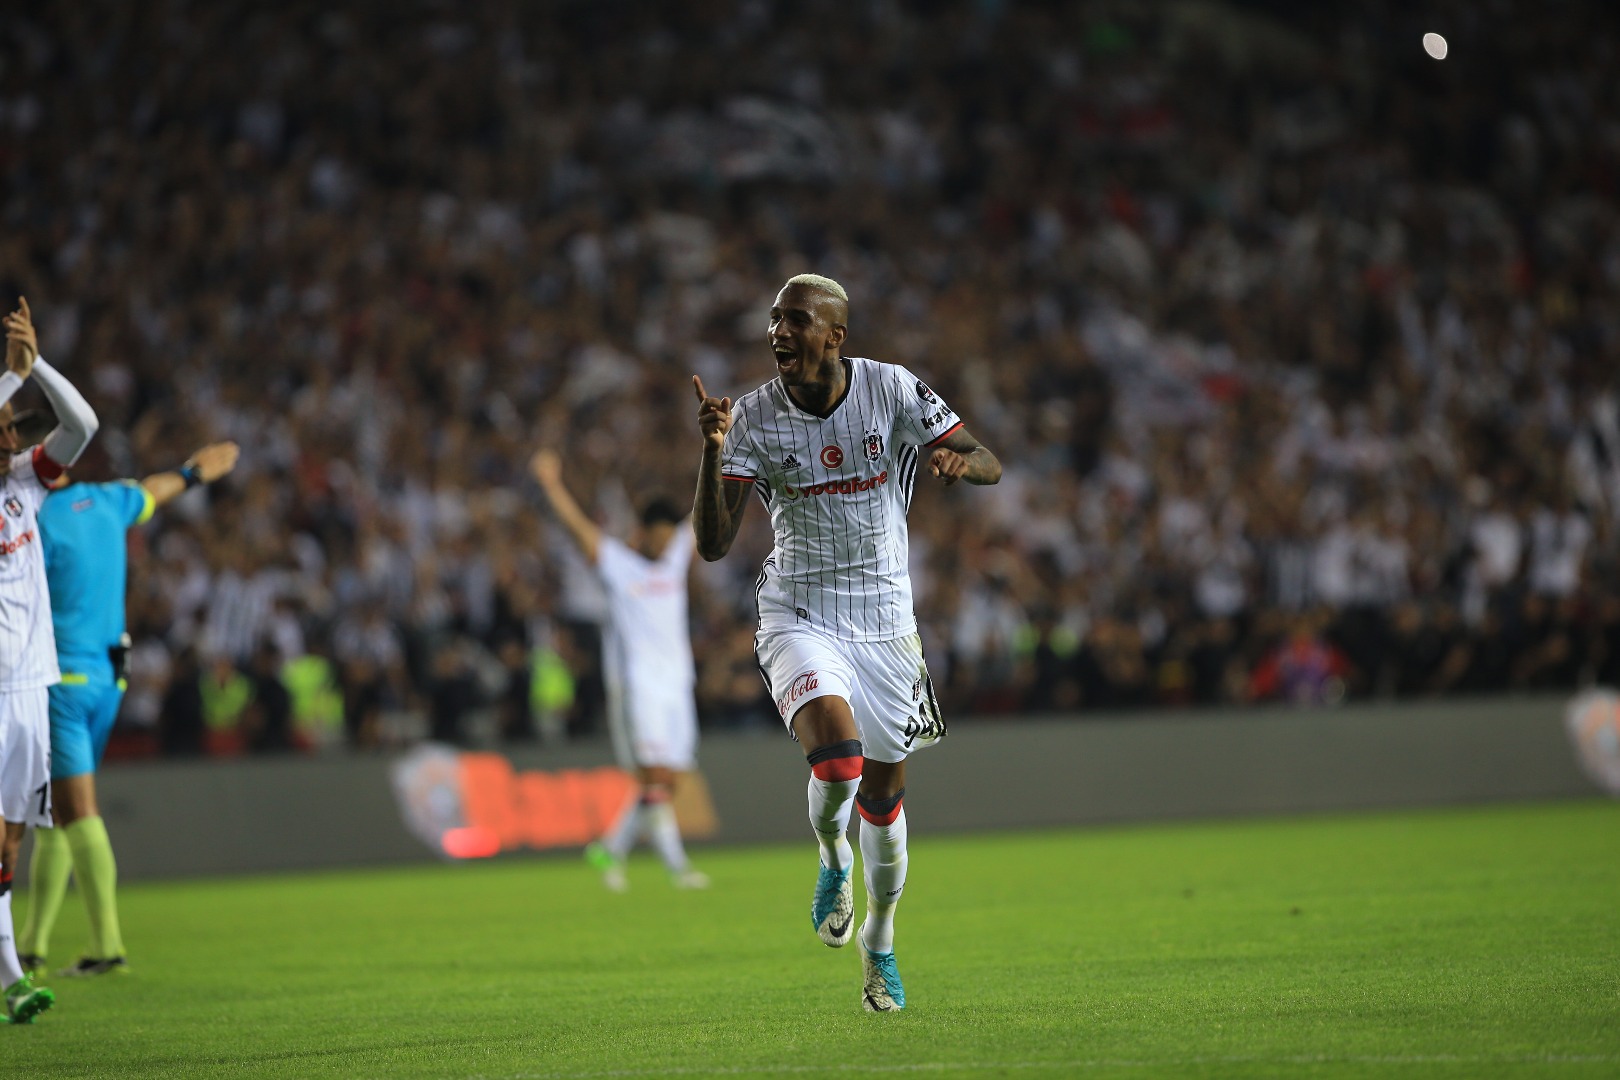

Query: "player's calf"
<box><xmin>855</xmin><ymin>786</ymin><xmax>909</xmax><ymax>1009</ymax></box>
<box><xmin>855</xmin><ymin>788</ymin><xmax>908</xmax><ymax>953</ymax></box>
<box><xmin>806</xmin><ymin>738</ymin><xmax>862</xmax><ymax>868</ymax></box>
<box><xmin>806</xmin><ymin>739</ymin><xmax>861</xmax><ymax>946</ymax></box>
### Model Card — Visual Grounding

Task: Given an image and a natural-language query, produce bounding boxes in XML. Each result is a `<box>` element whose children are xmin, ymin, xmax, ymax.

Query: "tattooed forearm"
<box><xmin>694</xmin><ymin>447</ymin><xmax>751</xmax><ymax>560</ymax></box>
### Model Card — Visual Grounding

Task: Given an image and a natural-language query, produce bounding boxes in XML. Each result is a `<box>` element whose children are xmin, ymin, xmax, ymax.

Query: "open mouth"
<box><xmin>773</xmin><ymin>347</ymin><xmax>799</xmax><ymax>373</ymax></box>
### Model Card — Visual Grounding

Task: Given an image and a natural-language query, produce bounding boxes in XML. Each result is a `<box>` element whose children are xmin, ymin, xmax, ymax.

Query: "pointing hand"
<box><xmin>929</xmin><ymin>447</ymin><xmax>969</xmax><ymax>486</ymax></box>
<box><xmin>692</xmin><ymin>376</ymin><xmax>733</xmax><ymax>449</ymax></box>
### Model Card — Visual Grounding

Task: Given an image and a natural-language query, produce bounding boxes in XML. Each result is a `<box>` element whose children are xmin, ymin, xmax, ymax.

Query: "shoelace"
<box><xmin>868</xmin><ymin>952</ymin><xmax>904</xmax><ymax>999</ymax></box>
<box><xmin>812</xmin><ymin>865</ymin><xmax>847</xmax><ymax>921</ymax></box>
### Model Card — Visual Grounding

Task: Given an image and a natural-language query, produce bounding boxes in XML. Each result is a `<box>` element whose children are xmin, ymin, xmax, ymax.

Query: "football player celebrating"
<box><xmin>692</xmin><ymin>274</ymin><xmax>1000</xmax><ymax>1011</ymax></box>
<box><xmin>0</xmin><ymin>298</ymin><xmax>100</xmax><ymax>1023</ymax></box>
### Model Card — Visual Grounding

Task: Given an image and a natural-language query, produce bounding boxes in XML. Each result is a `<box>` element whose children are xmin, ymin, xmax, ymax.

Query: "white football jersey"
<box><xmin>720</xmin><ymin>356</ymin><xmax>963</xmax><ymax>641</ymax></box>
<box><xmin>0</xmin><ymin>448</ymin><xmax>63</xmax><ymax>690</ymax></box>
<box><xmin>596</xmin><ymin>528</ymin><xmax>696</xmax><ymax>697</ymax></box>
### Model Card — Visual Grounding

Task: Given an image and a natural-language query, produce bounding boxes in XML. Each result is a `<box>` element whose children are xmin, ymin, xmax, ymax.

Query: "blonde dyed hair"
<box><xmin>784</xmin><ymin>273</ymin><xmax>849</xmax><ymax>304</ymax></box>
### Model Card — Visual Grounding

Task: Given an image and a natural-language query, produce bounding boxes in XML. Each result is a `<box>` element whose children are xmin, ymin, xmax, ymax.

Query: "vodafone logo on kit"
<box><xmin>781</xmin><ymin>471</ymin><xmax>889</xmax><ymax>502</ymax></box>
<box><xmin>0</xmin><ymin>529</ymin><xmax>35</xmax><ymax>556</ymax></box>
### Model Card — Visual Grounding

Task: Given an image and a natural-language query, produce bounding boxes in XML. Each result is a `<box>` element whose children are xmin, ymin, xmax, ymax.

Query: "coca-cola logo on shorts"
<box><xmin>775</xmin><ymin>670</ymin><xmax>820</xmax><ymax>718</ymax></box>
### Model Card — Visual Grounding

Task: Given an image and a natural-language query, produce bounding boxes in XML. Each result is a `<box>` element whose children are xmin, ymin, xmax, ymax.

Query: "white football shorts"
<box><xmin>606</xmin><ymin>679</ymin><xmax>698</xmax><ymax>772</ymax></box>
<box><xmin>755</xmin><ymin>626</ymin><xmax>946</xmax><ymax>764</ymax></box>
<box><xmin>0</xmin><ymin>687</ymin><xmax>52</xmax><ymax>828</ymax></box>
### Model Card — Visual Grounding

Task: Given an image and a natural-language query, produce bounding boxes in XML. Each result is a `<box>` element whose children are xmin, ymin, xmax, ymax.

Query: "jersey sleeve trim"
<box><xmin>720</xmin><ymin>472</ymin><xmax>759</xmax><ymax>483</ymax></box>
<box><xmin>923</xmin><ymin>420</ymin><xmax>965</xmax><ymax>447</ymax></box>
<box><xmin>30</xmin><ymin>444</ymin><xmax>65</xmax><ymax>485</ymax></box>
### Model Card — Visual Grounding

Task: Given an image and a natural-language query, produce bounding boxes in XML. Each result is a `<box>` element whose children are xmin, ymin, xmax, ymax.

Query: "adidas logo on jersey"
<box><xmin>782</xmin><ymin>453</ymin><xmax>803</xmax><ymax>471</ymax></box>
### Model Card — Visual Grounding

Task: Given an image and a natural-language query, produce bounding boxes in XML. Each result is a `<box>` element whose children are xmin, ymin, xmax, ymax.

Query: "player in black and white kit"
<box><xmin>692</xmin><ymin>274</ymin><xmax>1001</xmax><ymax>1011</ymax></box>
<box><xmin>0</xmin><ymin>298</ymin><xmax>100</xmax><ymax>1023</ymax></box>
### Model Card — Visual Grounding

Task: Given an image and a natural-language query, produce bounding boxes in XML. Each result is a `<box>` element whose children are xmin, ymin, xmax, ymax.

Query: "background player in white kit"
<box><xmin>0</xmin><ymin>298</ymin><xmax>99</xmax><ymax>1023</ymax></box>
<box><xmin>692</xmin><ymin>274</ymin><xmax>1001</xmax><ymax>1011</ymax></box>
<box><xmin>530</xmin><ymin>449</ymin><xmax>708</xmax><ymax>892</ymax></box>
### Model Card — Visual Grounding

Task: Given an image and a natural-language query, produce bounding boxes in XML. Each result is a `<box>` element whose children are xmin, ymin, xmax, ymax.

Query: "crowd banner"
<box><xmin>389</xmin><ymin>743</ymin><xmax>718</xmax><ymax>858</ymax></box>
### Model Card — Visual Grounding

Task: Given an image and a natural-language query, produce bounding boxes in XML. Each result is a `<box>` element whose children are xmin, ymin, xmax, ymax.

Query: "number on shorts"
<box><xmin>34</xmin><ymin>782</ymin><xmax>48</xmax><ymax>817</ymax></box>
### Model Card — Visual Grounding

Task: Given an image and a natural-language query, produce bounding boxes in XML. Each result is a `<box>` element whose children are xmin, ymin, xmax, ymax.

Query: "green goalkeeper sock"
<box><xmin>19</xmin><ymin>826</ymin><xmax>72</xmax><ymax>959</ymax></box>
<box><xmin>65</xmin><ymin>817</ymin><xmax>124</xmax><ymax>960</ymax></box>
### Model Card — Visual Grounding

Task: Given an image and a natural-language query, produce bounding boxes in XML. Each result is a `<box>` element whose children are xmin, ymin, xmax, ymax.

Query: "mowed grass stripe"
<box><xmin>7</xmin><ymin>800</ymin><xmax>1617</xmax><ymax>1080</ymax></box>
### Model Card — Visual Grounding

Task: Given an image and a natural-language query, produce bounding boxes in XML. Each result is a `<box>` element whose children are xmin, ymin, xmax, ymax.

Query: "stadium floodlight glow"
<box><xmin>1423</xmin><ymin>32</ymin><xmax>1448</xmax><ymax>60</ymax></box>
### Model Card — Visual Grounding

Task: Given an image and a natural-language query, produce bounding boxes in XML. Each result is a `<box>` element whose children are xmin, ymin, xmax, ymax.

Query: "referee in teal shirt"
<box><xmin>17</xmin><ymin>438</ymin><xmax>237</xmax><ymax>976</ymax></box>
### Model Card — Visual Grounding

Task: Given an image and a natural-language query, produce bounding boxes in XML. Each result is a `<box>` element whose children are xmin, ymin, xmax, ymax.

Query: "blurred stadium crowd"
<box><xmin>2</xmin><ymin>0</ymin><xmax>1618</xmax><ymax>754</ymax></box>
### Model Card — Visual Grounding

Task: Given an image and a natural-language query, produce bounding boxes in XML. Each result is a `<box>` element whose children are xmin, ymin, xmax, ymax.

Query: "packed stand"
<box><xmin>1</xmin><ymin>0</ymin><xmax>1617</xmax><ymax>755</ymax></box>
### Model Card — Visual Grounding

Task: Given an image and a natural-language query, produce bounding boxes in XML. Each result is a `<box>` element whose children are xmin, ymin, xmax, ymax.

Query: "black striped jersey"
<box><xmin>719</xmin><ymin>356</ymin><xmax>963</xmax><ymax>642</ymax></box>
<box><xmin>0</xmin><ymin>447</ymin><xmax>63</xmax><ymax>690</ymax></box>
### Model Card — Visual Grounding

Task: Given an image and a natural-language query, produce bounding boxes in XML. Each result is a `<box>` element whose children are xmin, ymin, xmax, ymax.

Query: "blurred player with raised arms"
<box><xmin>0</xmin><ymin>298</ymin><xmax>100</xmax><ymax>1023</ymax></box>
<box><xmin>692</xmin><ymin>274</ymin><xmax>1000</xmax><ymax>1011</ymax></box>
<box><xmin>531</xmin><ymin>449</ymin><xmax>708</xmax><ymax>891</ymax></box>
<box><xmin>16</xmin><ymin>438</ymin><xmax>239</xmax><ymax>976</ymax></box>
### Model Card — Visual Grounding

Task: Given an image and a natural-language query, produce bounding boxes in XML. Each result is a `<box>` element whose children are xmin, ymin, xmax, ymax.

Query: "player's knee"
<box><xmin>807</xmin><ymin>738</ymin><xmax>863</xmax><ymax>782</ymax></box>
<box><xmin>859</xmin><ymin>758</ymin><xmax>904</xmax><ymax>799</ymax></box>
<box><xmin>641</xmin><ymin>766</ymin><xmax>677</xmax><ymax>791</ymax></box>
<box><xmin>855</xmin><ymin>787</ymin><xmax>905</xmax><ymax>827</ymax></box>
<box><xmin>790</xmin><ymin>695</ymin><xmax>859</xmax><ymax>748</ymax></box>
<box><xmin>50</xmin><ymin>776</ymin><xmax>95</xmax><ymax>824</ymax></box>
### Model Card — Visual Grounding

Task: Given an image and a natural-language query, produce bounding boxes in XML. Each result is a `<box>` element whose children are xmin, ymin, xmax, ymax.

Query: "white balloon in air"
<box><xmin>1423</xmin><ymin>32</ymin><xmax>1448</xmax><ymax>60</ymax></box>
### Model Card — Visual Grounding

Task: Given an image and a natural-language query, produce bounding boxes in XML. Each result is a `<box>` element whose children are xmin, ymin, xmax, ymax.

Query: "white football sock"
<box><xmin>645</xmin><ymin>801</ymin><xmax>690</xmax><ymax>874</ymax></box>
<box><xmin>808</xmin><ymin>775</ymin><xmax>858</xmax><ymax>871</ymax></box>
<box><xmin>0</xmin><ymin>890</ymin><xmax>23</xmax><ymax>988</ymax></box>
<box><xmin>859</xmin><ymin>807</ymin><xmax>908</xmax><ymax>954</ymax></box>
<box><xmin>601</xmin><ymin>800</ymin><xmax>644</xmax><ymax>861</ymax></box>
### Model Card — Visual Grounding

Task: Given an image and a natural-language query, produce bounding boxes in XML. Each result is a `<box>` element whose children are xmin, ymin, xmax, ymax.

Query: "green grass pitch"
<box><xmin>7</xmin><ymin>800</ymin><xmax>1617</xmax><ymax>1079</ymax></box>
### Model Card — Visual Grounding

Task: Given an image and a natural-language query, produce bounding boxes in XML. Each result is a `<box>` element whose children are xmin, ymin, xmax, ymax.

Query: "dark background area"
<box><xmin>0</xmin><ymin>0</ymin><xmax>1616</xmax><ymax>758</ymax></box>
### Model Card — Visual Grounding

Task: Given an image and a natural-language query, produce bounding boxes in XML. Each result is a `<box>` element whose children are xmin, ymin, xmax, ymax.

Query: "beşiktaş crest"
<box><xmin>3</xmin><ymin>495</ymin><xmax>22</xmax><ymax>519</ymax></box>
<box><xmin>863</xmin><ymin>428</ymin><xmax>884</xmax><ymax>460</ymax></box>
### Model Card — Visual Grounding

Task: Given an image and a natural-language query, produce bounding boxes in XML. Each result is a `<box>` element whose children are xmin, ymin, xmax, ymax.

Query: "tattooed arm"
<box><xmin>692</xmin><ymin>375</ymin><xmax>752</xmax><ymax>561</ymax></box>
<box><xmin>928</xmin><ymin>425</ymin><xmax>1002</xmax><ymax>486</ymax></box>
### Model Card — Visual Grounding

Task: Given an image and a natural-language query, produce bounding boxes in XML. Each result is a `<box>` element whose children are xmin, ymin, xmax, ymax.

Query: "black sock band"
<box><xmin>855</xmin><ymin>787</ymin><xmax>905</xmax><ymax>821</ymax></box>
<box><xmin>806</xmin><ymin>739</ymin><xmax>862</xmax><ymax>767</ymax></box>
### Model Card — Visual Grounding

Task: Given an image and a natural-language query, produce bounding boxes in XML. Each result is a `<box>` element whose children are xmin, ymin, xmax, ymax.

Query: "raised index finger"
<box><xmin>692</xmin><ymin>375</ymin><xmax>709</xmax><ymax>403</ymax></box>
<box><xmin>17</xmin><ymin>297</ymin><xmax>29</xmax><ymax>321</ymax></box>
